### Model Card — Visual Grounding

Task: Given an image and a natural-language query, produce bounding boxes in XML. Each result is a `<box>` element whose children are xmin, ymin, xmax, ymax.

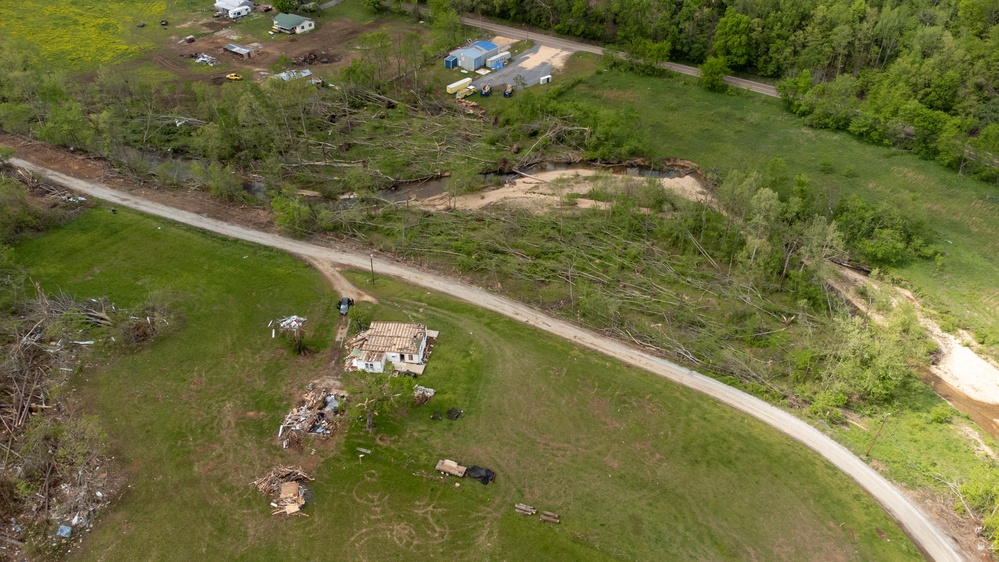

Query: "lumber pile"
<box><xmin>514</xmin><ymin>503</ymin><xmax>560</xmax><ymax>523</ymax></box>
<box><xmin>253</xmin><ymin>466</ymin><xmax>313</xmax><ymax>516</ymax></box>
<box><xmin>514</xmin><ymin>503</ymin><xmax>536</xmax><ymax>515</ymax></box>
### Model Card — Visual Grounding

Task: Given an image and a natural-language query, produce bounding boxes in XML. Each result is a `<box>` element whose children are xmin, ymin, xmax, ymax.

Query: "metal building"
<box><xmin>448</xmin><ymin>41</ymin><xmax>499</xmax><ymax>71</ymax></box>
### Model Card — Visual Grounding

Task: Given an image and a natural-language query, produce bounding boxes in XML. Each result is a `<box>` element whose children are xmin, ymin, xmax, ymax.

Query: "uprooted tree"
<box><xmin>342</xmin><ymin>364</ymin><xmax>415</xmax><ymax>432</ymax></box>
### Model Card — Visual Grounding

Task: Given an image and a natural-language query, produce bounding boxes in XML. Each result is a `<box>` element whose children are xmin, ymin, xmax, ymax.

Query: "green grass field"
<box><xmin>12</xmin><ymin>206</ymin><xmax>921</xmax><ymax>560</ymax></box>
<box><xmin>0</xmin><ymin>0</ymin><xmax>198</xmax><ymax>68</ymax></box>
<box><xmin>554</xmin><ymin>61</ymin><xmax>999</xmax><ymax>350</ymax></box>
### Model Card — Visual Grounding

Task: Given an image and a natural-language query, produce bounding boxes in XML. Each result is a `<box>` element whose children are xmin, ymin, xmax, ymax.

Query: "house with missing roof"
<box><xmin>346</xmin><ymin>322</ymin><xmax>438</xmax><ymax>375</ymax></box>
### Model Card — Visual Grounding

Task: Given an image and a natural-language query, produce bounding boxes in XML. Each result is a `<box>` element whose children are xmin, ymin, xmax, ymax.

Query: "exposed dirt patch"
<box><xmin>148</xmin><ymin>14</ymin><xmax>388</xmax><ymax>83</ymax></box>
<box><xmin>416</xmin><ymin>168</ymin><xmax>711</xmax><ymax>212</ymax></box>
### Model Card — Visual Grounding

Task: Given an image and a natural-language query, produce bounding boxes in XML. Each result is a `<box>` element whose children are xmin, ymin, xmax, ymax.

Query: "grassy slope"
<box><xmin>12</xmin><ymin>207</ymin><xmax>919</xmax><ymax>560</ymax></box>
<box><xmin>0</xmin><ymin>1</ymin><xmax>199</xmax><ymax>68</ymax></box>
<box><xmin>560</xmin><ymin>63</ymin><xmax>999</xmax><ymax>347</ymax></box>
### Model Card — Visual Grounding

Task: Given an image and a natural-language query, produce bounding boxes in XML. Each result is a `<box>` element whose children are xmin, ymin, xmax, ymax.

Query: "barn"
<box><xmin>449</xmin><ymin>41</ymin><xmax>499</xmax><ymax>71</ymax></box>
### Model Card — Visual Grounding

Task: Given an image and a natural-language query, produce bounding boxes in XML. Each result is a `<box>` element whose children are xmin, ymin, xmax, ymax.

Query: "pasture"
<box><xmin>11</xmin><ymin>206</ymin><xmax>920</xmax><ymax>560</ymax></box>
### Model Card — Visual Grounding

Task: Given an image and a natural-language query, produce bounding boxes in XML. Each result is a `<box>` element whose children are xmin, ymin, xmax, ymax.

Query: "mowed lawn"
<box><xmin>13</xmin><ymin>206</ymin><xmax>920</xmax><ymax>560</ymax></box>
<box><xmin>0</xmin><ymin>0</ymin><xmax>190</xmax><ymax>68</ymax></box>
<box><xmin>564</xmin><ymin>65</ymin><xmax>999</xmax><ymax>346</ymax></box>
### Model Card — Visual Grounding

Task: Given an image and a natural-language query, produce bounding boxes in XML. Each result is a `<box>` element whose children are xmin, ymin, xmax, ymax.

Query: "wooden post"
<box><xmin>369</xmin><ymin>254</ymin><xmax>375</xmax><ymax>286</ymax></box>
<box><xmin>865</xmin><ymin>413</ymin><xmax>890</xmax><ymax>458</ymax></box>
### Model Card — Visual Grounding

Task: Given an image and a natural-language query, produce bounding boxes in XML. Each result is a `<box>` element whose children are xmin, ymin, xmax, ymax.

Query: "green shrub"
<box><xmin>928</xmin><ymin>405</ymin><xmax>954</xmax><ymax>424</ymax></box>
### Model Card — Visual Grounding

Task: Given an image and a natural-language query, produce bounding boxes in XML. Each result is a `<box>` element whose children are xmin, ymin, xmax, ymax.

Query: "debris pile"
<box><xmin>291</xmin><ymin>50</ymin><xmax>341</xmax><ymax>65</ymax></box>
<box><xmin>253</xmin><ymin>466</ymin><xmax>313</xmax><ymax>516</ymax></box>
<box><xmin>278</xmin><ymin>385</ymin><xmax>346</xmax><ymax>448</ymax></box>
<box><xmin>0</xmin><ymin>285</ymin><xmax>166</xmax><ymax>553</ymax></box>
<box><xmin>454</xmin><ymin>98</ymin><xmax>484</xmax><ymax>114</ymax></box>
<box><xmin>194</xmin><ymin>53</ymin><xmax>219</xmax><ymax>66</ymax></box>
<box><xmin>270</xmin><ymin>315</ymin><xmax>307</xmax><ymax>337</ymax></box>
<box><xmin>446</xmin><ymin>407</ymin><xmax>463</xmax><ymax>420</ymax></box>
<box><xmin>413</xmin><ymin>385</ymin><xmax>435</xmax><ymax>405</ymax></box>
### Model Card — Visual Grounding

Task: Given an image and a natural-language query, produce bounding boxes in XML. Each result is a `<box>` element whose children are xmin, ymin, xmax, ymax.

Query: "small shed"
<box><xmin>444</xmin><ymin>55</ymin><xmax>458</xmax><ymax>69</ymax></box>
<box><xmin>272</xmin><ymin>13</ymin><xmax>315</xmax><ymax>34</ymax></box>
<box><xmin>223</xmin><ymin>43</ymin><xmax>254</xmax><ymax>59</ymax></box>
<box><xmin>449</xmin><ymin>40</ymin><xmax>499</xmax><ymax>71</ymax></box>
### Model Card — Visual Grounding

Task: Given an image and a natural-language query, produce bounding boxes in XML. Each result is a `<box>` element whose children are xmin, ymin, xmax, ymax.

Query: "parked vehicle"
<box><xmin>480</xmin><ymin>84</ymin><xmax>491</xmax><ymax>97</ymax></box>
<box><xmin>503</xmin><ymin>84</ymin><xmax>513</xmax><ymax>98</ymax></box>
<box><xmin>455</xmin><ymin>86</ymin><xmax>477</xmax><ymax>99</ymax></box>
<box><xmin>339</xmin><ymin>297</ymin><xmax>355</xmax><ymax>316</ymax></box>
<box><xmin>225</xmin><ymin>73</ymin><xmax>243</xmax><ymax>81</ymax></box>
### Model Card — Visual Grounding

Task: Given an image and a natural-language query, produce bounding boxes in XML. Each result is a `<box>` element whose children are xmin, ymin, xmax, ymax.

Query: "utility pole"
<box><xmin>369</xmin><ymin>253</ymin><xmax>375</xmax><ymax>286</ymax></box>
<box><xmin>865</xmin><ymin>412</ymin><xmax>890</xmax><ymax>458</ymax></box>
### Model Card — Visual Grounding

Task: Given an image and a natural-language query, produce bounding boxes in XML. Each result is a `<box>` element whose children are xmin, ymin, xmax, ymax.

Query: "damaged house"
<box><xmin>346</xmin><ymin>322</ymin><xmax>438</xmax><ymax>375</ymax></box>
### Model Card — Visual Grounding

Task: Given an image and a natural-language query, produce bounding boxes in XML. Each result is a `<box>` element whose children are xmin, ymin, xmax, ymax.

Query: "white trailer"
<box><xmin>486</xmin><ymin>51</ymin><xmax>510</xmax><ymax>69</ymax></box>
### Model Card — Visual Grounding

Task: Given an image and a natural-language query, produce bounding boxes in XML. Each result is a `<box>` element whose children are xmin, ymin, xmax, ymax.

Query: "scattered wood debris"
<box><xmin>253</xmin><ymin>466</ymin><xmax>313</xmax><ymax>516</ymax></box>
<box><xmin>291</xmin><ymin>50</ymin><xmax>341</xmax><ymax>65</ymax></box>
<box><xmin>278</xmin><ymin>383</ymin><xmax>347</xmax><ymax>448</ymax></box>
<box><xmin>446</xmin><ymin>407</ymin><xmax>463</xmax><ymax>420</ymax></box>
<box><xmin>454</xmin><ymin>98</ymin><xmax>484</xmax><ymax>114</ymax></box>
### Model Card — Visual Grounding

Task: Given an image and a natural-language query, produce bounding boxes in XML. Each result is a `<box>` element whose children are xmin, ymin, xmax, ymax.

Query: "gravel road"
<box><xmin>11</xmin><ymin>157</ymin><xmax>961</xmax><ymax>561</ymax></box>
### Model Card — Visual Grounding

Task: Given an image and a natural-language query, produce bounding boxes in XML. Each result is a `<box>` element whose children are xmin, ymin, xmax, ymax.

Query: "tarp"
<box><xmin>466</xmin><ymin>465</ymin><xmax>495</xmax><ymax>485</ymax></box>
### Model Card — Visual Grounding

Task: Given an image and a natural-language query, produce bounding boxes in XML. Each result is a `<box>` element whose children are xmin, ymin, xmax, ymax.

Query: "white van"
<box><xmin>229</xmin><ymin>6</ymin><xmax>251</xmax><ymax>18</ymax></box>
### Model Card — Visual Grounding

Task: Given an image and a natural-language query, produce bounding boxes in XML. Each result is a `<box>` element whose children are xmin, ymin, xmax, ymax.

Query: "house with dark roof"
<box><xmin>272</xmin><ymin>13</ymin><xmax>315</xmax><ymax>34</ymax></box>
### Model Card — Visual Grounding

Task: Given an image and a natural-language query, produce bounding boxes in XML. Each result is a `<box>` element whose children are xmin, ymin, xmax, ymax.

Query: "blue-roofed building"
<box><xmin>449</xmin><ymin>41</ymin><xmax>499</xmax><ymax>71</ymax></box>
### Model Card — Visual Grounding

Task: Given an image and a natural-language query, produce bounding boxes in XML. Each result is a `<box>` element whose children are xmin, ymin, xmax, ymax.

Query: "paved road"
<box><xmin>460</xmin><ymin>16</ymin><xmax>780</xmax><ymax>97</ymax></box>
<box><xmin>10</xmin><ymin>157</ymin><xmax>962</xmax><ymax>561</ymax></box>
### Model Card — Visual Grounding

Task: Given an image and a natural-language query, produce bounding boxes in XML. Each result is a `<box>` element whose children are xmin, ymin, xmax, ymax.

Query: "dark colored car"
<box><xmin>339</xmin><ymin>297</ymin><xmax>355</xmax><ymax>315</ymax></box>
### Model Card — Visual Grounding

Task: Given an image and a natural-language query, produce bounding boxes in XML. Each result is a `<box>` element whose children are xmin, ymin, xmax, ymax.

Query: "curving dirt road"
<box><xmin>11</xmin><ymin>157</ymin><xmax>961</xmax><ymax>561</ymax></box>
